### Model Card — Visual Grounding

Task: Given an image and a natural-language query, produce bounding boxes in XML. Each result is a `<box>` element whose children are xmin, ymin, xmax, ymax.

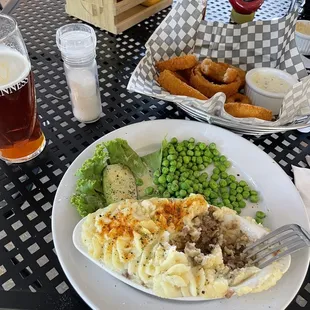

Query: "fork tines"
<box><xmin>244</xmin><ymin>224</ymin><xmax>310</xmax><ymax>269</ymax></box>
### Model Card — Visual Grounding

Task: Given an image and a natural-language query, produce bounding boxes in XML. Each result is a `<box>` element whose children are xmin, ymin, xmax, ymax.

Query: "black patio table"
<box><xmin>0</xmin><ymin>0</ymin><xmax>309</xmax><ymax>309</ymax></box>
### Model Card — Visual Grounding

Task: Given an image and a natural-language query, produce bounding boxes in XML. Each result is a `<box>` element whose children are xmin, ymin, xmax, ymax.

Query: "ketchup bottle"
<box><xmin>229</xmin><ymin>0</ymin><xmax>264</xmax><ymax>24</ymax></box>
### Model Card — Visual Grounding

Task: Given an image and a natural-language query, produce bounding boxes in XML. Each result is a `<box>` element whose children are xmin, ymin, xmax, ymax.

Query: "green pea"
<box><xmin>211</xmin><ymin>199</ymin><xmax>219</xmax><ymax>206</ymax></box>
<box><xmin>187</xmin><ymin>162</ymin><xmax>193</xmax><ymax>168</ymax></box>
<box><xmin>212</xmin><ymin>149</ymin><xmax>220</xmax><ymax>156</ymax></box>
<box><xmin>158</xmin><ymin>185</ymin><xmax>165</xmax><ymax>194</ymax></box>
<box><xmin>185</xmin><ymin>179</ymin><xmax>193</xmax><ymax>185</ymax></box>
<box><xmin>169</xmin><ymin>166</ymin><xmax>176</xmax><ymax>173</ymax></box>
<box><xmin>166</xmin><ymin>175</ymin><xmax>174</xmax><ymax>183</ymax></box>
<box><xmin>163</xmin><ymin>150</ymin><xmax>168</xmax><ymax>158</ymax></box>
<box><xmin>176</xmin><ymin>145</ymin><xmax>183</xmax><ymax>152</ymax></box>
<box><xmin>189</xmin><ymin>175</ymin><xmax>196</xmax><ymax>181</ymax></box>
<box><xmin>193</xmin><ymin>184</ymin><xmax>199</xmax><ymax>192</ymax></box>
<box><xmin>171</xmin><ymin>159</ymin><xmax>178</xmax><ymax>166</ymax></box>
<box><xmin>180</xmin><ymin>151</ymin><xmax>186</xmax><ymax>156</ymax></box>
<box><xmin>136</xmin><ymin>178</ymin><xmax>143</xmax><ymax>186</ymax></box>
<box><xmin>242</xmin><ymin>191</ymin><xmax>250</xmax><ymax>199</ymax></box>
<box><xmin>171</xmin><ymin>184</ymin><xmax>179</xmax><ymax>192</ymax></box>
<box><xmin>230</xmin><ymin>195</ymin><xmax>236</xmax><ymax>202</ymax></box>
<box><xmin>202</xmin><ymin>181</ymin><xmax>209</xmax><ymax>189</ymax></box>
<box><xmin>145</xmin><ymin>187</ymin><xmax>154</xmax><ymax>195</ymax></box>
<box><xmin>186</xmin><ymin>150</ymin><xmax>193</xmax><ymax>157</ymax></box>
<box><xmin>230</xmin><ymin>188</ymin><xmax>237</xmax><ymax>196</ymax></box>
<box><xmin>219</xmin><ymin>155</ymin><xmax>227</xmax><ymax>162</ymax></box>
<box><xmin>171</xmin><ymin>137</ymin><xmax>178</xmax><ymax>144</ymax></box>
<box><xmin>162</xmin><ymin>160</ymin><xmax>169</xmax><ymax>167</ymax></box>
<box><xmin>176</xmin><ymin>162</ymin><xmax>182</xmax><ymax>169</ymax></box>
<box><xmin>223</xmin><ymin>198</ymin><xmax>230</xmax><ymax>206</ymax></box>
<box><xmin>235</xmin><ymin>207</ymin><xmax>241</xmax><ymax>215</ymax></box>
<box><xmin>168</xmin><ymin>148</ymin><xmax>176</xmax><ymax>155</ymax></box>
<box><xmin>188</xmin><ymin>143</ymin><xmax>195</xmax><ymax>150</ymax></box>
<box><xmin>163</xmin><ymin>191</ymin><xmax>170</xmax><ymax>198</ymax></box>
<box><xmin>238</xmin><ymin>200</ymin><xmax>246</xmax><ymax>208</ymax></box>
<box><xmin>229</xmin><ymin>175</ymin><xmax>236</xmax><ymax>182</ymax></box>
<box><xmin>199</xmin><ymin>174</ymin><xmax>207</xmax><ymax>183</ymax></box>
<box><xmin>230</xmin><ymin>182</ymin><xmax>237</xmax><ymax>189</ymax></box>
<box><xmin>199</xmin><ymin>142</ymin><xmax>206</xmax><ymax>150</ymax></box>
<box><xmin>236</xmin><ymin>194</ymin><xmax>243</xmax><ymax>201</ymax></box>
<box><xmin>220</xmin><ymin>187</ymin><xmax>229</xmax><ymax>194</ymax></box>
<box><xmin>181</xmin><ymin>182</ymin><xmax>189</xmax><ymax>190</ymax></box>
<box><xmin>255</xmin><ymin>218</ymin><xmax>263</xmax><ymax>224</ymax></box>
<box><xmin>213</xmin><ymin>168</ymin><xmax>220</xmax><ymax>174</ymax></box>
<box><xmin>220</xmin><ymin>172</ymin><xmax>228</xmax><ymax>179</ymax></box>
<box><xmin>209</xmin><ymin>142</ymin><xmax>216</xmax><ymax>150</ymax></box>
<box><xmin>187</xmin><ymin>187</ymin><xmax>193</xmax><ymax>193</ymax></box>
<box><xmin>198</xmin><ymin>164</ymin><xmax>205</xmax><ymax>171</ymax></box>
<box><xmin>206</xmin><ymin>157</ymin><xmax>213</xmax><ymax>164</ymax></box>
<box><xmin>239</xmin><ymin>180</ymin><xmax>248</xmax><ymax>187</ymax></box>
<box><xmin>219</xmin><ymin>165</ymin><xmax>226</xmax><ymax>172</ymax></box>
<box><xmin>179</xmin><ymin>176</ymin><xmax>186</xmax><ymax>182</ymax></box>
<box><xmin>236</xmin><ymin>187</ymin><xmax>243</xmax><ymax>193</ymax></box>
<box><xmin>256</xmin><ymin>211</ymin><xmax>266</xmax><ymax>219</ymax></box>
<box><xmin>226</xmin><ymin>203</ymin><xmax>233</xmax><ymax>209</ymax></box>
<box><xmin>162</xmin><ymin>167</ymin><xmax>169</xmax><ymax>174</ymax></box>
<box><xmin>209</xmin><ymin>180</ymin><xmax>218</xmax><ymax>190</ymax></box>
<box><xmin>224</xmin><ymin>161</ymin><xmax>232</xmax><ymax>168</ymax></box>
<box><xmin>189</xmin><ymin>137</ymin><xmax>195</xmax><ymax>143</ymax></box>
<box><xmin>232</xmin><ymin>201</ymin><xmax>239</xmax><ymax>209</ymax></box>
<box><xmin>158</xmin><ymin>175</ymin><xmax>166</xmax><ymax>184</ymax></box>
<box><xmin>175</xmin><ymin>191</ymin><xmax>180</xmax><ymax>197</ymax></box>
<box><xmin>154</xmin><ymin>169</ymin><xmax>160</xmax><ymax>177</ymax></box>
<box><xmin>175</xmin><ymin>171</ymin><xmax>180</xmax><ymax>177</ymax></box>
<box><xmin>204</xmin><ymin>188</ymin><xmax>212</xmax><ymax>197</ymax></box>
<box><xmin>172</xmin><ymin>179</ymin><xmax>178</xmax><ymax>185</ymax></box>
<box><xmin>153</xmin><ymin>177</ymin><xmax>159</xmax><ymax>185</ymax></box>
<box><xmin>183</xmin><ymin>140</ymin><xmax>189</xmax><ymax>146</ymax></box>
<box><xmin>221</xmin><ymin>192</ymin><xmax>229</xmax><ymax>199</ymax></box>
<box><xmin>219</xmin><ymin>179</ymin><xmax>227</xmax><ymax>187</ymax></box>
<box><xmin>167</xmin><ymin>154</ymin><xmax>176</xmax><ymax>161</ymax></box>
<box><xmin>210</xmin><ymin>191</ymin><xmax>218</xmax><ymax>199</ymax></box>
<box><xmin>196</xmin><ymin>157</ymin><xmax>203</xmax><ymax>164</ymax></box>
<box><xmin>250</xmin><ymin>195</ymin><xmax>259</xmax><ymax>203</ymax></box>
<box><xmin>194</xmin><ymin>150</ymin><xmax>201</xmax><ymax>157</ymax></box>
<box><xmin>180</xmin><ymin>166</ymin><xmax>187</xmax><ymax>172</ymax></box>
<box><xmin>213</xmin><ymin>156</ymin><xmax>220</xmax><ymax>162</ymax></box>
<box><xmin>250</xmin><ymin>190</ymin><xmax>258</xmax><ymax>196</ymax></box>
<box><xmin>211</xmin><ymin>174</ymin><xmax>219</xmax><ymax>181</ymax></box>
<box><xmin>226</xmin><ymin>178</ymin><xmax>232</xmax><ymax>186</ymax></box>
<box><xmin>244</xmin><ymin>186</ymin><xmax>251</xmax><ymax>192</ymax></box>
<box><xmin>217</xmin><ymin>202</ymin><xmax>224</xmax><ymax>207</ymax></box>
<box><xmin>192</xmin><ymin>165</ymin><xmax>198</xmax><ymax>171</ymax></box>
<box><xmin>167</xmin><ymin>185</ymin><xmax>175</xmax><ymax>194</ymax></box>
<box><xmin>193</xmin><ymin>171</ymin><xmax>200</xmax><ymax>178</ymax></box>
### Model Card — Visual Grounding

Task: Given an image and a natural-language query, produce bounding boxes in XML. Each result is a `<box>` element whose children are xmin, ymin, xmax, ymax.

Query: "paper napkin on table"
<box><xmin>293</xmin><ymin>163</ymin><xmax>310</xmax><ymax>220</ymax></box>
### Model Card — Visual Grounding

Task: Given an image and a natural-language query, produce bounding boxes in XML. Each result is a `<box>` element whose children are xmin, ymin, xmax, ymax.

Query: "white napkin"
<box><xmin>292</xmin><ymin>160</ymin><xmax>310</xmax><ymax>220</ymax></box>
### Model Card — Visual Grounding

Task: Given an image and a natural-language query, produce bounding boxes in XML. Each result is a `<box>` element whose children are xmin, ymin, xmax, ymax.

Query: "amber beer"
<box><xmin>0</xmin><ymin>48</ymin><xmax>45</xmax><ymax>162</ymax></box>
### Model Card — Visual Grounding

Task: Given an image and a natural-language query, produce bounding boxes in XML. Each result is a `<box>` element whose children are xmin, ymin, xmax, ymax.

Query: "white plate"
<box><xmin>52</xmin><ymin>119</ymin><xmax>310</xmax><ymax>310</ymax></box>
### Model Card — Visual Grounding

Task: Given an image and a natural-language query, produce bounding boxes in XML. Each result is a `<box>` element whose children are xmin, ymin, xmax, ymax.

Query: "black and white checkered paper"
<box><xmin>127</xmin><ymin>0</ymin><xmax>310</xmax><ymax>126</ymax></box>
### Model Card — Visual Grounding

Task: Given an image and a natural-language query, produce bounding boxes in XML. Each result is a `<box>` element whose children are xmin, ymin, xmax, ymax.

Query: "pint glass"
<box><xmin>0</xmin><ymin>14</ymin><xmax>45</xmax><ymax>163</ymax></box>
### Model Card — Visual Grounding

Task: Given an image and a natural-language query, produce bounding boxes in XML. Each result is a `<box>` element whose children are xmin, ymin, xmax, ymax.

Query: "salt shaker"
<box><xmin>56</xmin><ymin>24</ymin><xmax>102</xmax><ymax>123</ymax></box>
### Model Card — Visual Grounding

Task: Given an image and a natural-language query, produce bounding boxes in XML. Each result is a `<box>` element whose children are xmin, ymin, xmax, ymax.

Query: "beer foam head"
<box><xmin>0</xmin><ymin>45</ymin><xmax>30</xmax><ymax>90</ymax></box>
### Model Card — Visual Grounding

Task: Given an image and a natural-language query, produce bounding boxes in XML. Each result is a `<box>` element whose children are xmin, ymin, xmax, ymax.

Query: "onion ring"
<box><xmin>156</xmin><ymin>55</ymin><xmax>198</xmax><ymax>72</ymax></box>
<box><xmin>158</xmin><ymin>70</ymin><xmax>208</xmax><ymax>100</ymax></box>
<box><xmin>190</xmin><ymin>65</ymin><xmax>241</xmax><ymax>98</ymax></box>
<box><xmin>224</xmin><ymin>103</ymin><xmax>273</xmax><ymax>121</ymax></box>
<box><xmin>226</xmin><ymin>93</ymin><xmax>252</xmax><ymax>104</ymax></box>
<box><xmin>201</xmin><ymin>58</ymin><xmax>239</xmax><ymax>84</ymax></box>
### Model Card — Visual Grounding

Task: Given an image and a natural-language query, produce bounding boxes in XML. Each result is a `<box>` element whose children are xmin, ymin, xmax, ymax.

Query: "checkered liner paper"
<box><xmin>127</xmin><ymin>0</ymin><xmax>310</xmax><ymax>126</ymax></box>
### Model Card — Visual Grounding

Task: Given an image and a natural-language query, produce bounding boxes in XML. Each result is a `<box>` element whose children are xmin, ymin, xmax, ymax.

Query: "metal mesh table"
<box><xmin>0</xmin><ymin>0</ymin><xmax>309</xmax><ymax>309</ymax></box>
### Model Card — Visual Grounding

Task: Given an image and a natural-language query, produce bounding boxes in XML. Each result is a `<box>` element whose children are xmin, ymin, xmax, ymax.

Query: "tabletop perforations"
<box><xmin>0</xmin><ymin>0</ymin><xmax>309</xmax><ymax>309</ymax></box>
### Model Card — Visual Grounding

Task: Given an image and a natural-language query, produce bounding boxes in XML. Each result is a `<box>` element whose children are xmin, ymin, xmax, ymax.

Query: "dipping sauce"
<box><xmin>296</xmin><ymin>21</ymin><xmax>310</xmax><ymax>36</ymax></box>
<box><xmin>251</xmin><ymin>72</ymin><xmax>292</xmax><ymax>94</ymax></box>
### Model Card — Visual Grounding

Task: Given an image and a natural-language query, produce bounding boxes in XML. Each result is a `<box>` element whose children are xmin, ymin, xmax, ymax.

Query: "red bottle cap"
<box><xmin>229</xmin><ymin>0</ymin><xmax>264</xmax><ymax>15</ymax></box>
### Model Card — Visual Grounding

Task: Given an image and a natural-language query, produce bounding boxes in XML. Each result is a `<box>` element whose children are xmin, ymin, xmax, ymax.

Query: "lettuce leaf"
<box><xmin>142</xmin><ymin>138</ymin><xmax>168</xmax><ymax>173</ymax></box>
<box><xmin>70</xmin><ymin>144</ymin><xmax>108</xmax><ymax>217</ymax></box>
<box><xmin>104</xmin><ymin>138</ymin><xmax>150</xmax><ymax>179</ymax></box>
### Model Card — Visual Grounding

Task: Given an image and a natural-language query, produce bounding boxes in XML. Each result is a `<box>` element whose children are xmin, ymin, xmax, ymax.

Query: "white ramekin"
<box><xmin>295</xmin><ymin>20</ymin><xmax>310</xmax><ymax>55</ymax></box>
<box><xmin>245</xmin><ymin>68</ymin><xmax>298</xmax><ymax>115</ymax></box>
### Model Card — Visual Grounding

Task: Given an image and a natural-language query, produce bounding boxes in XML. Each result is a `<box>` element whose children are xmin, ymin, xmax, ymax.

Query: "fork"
<box><xmin>244</xmin><ymin>224</ymin><xmax>310</xmax><ymax>269</ymax></box>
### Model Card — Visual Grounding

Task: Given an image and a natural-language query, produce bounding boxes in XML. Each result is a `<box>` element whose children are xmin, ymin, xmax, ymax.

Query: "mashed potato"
<box><xmin>81</xmin><ymin>194</ymin><xmax>289</xmax><ymax>299</ymax></box>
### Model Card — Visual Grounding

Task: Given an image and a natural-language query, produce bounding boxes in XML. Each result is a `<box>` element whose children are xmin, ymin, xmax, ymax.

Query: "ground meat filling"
<box><xmin>169</xmin><ymin>206</ymin><xmax>252</xmax><ymax>269</ymax></box>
